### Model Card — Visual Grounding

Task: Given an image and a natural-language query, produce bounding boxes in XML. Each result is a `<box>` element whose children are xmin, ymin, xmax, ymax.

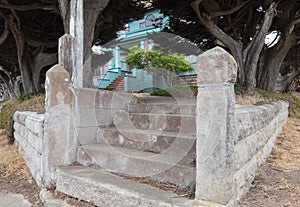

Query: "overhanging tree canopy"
<box><xmin>153</xmin><ymin>0</ymin><xmax>300</xmax><ymax>92</ymax></box>
<box><xmin>0</xmin><ymin>0</ymin><xmax>146</xmax><ymax>98</ymax></box>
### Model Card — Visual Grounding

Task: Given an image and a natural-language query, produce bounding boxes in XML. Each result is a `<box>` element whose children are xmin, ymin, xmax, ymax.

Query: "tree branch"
<box><xmin>0</xmin><ymin>3</ymin><xmax>57</xmax><ymax>11</ymax></box>
<box><xmin>210</xmin><ymin>0</ymin><xmax>249</xmax><ymax>19</ymax></box>
<box><xmin>0</xmin><ymin>22</ymin><xmax>9</xmax><ymax>45</ymax></box>
<box><xmin>190</xmin><ymin>0</ymin><xmax>241</xmax><ymax>52</ymax></box>
<box><xmin>286</xmin><ymin>18</ymin><xmax>300</xmax><ymax>35</ymax></box>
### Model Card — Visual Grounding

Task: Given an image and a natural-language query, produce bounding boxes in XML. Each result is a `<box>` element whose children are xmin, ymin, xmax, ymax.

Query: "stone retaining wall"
<box><xmin>13</xmin><ymin>111</ymin><xmax>44</xmax><ymax>186</ymax></box>
<box><xmin>173</xmin><ymin>74</ymin><xmax>197</xmax><ymax>86</ymax></box>
<box><xmin>233</xmin><ymin>101</ymin><xmax>288</xmax><ymax>201</ymax></box>
<box><xmin>195</xmin><ymin>47</ymin><xmax>289</xmax><ymax>206</ymax></box>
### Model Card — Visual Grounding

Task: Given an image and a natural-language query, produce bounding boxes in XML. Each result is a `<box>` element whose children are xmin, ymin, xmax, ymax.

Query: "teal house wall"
<box><xmin>92</xmin><ymin>10</ymin><xmax>197</xmax><ymax>91</ymax></box>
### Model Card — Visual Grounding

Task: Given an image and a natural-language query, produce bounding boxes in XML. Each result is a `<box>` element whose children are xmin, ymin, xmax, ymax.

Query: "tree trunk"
<box><xmin>191</xmin><ymin>1</ymin><xmax>277</xmax><ymax>92</ymax></box>
<box><xmin>281</xmin><ymin>71</ymin><xmax>300</xmax><ymax>92</ymax></box>
<box><xmin>18</xmin><ymin>45</ymin><xmax>35</xmax><ymax>94</ymax></box>
<box><xmin>32</xmin><ymin>51</ymin><xmax>58</xmax><ymax>92</ymax></box>
<box><xmin>257</xmin><ymin>34</ymin><xmax>297</xmax><ymax>91</ymax></box>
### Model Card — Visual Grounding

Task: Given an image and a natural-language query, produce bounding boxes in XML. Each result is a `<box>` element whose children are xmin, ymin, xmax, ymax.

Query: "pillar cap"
<box><xmin>197</xmin><ymin>46</ymin><xmax>237</xmax><ymax>85</ymax></box>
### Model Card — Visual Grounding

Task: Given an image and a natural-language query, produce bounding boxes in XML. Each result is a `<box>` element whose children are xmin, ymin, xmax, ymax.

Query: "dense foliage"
<box><xmin>153</xmin><ymin>0</ymin><xmax>300</xmax><ymax>92</ymax></box>
<box><xmin>126</xmin><ymin>46</ymin><xmax>194</xmax><ymax>73</ymax></box>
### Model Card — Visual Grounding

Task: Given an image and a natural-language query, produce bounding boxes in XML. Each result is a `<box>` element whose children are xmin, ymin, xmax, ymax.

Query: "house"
<box><xmin>92</xmin><ymin>10</ymin><xmax>200</xmax><ymax>92</ymax></box>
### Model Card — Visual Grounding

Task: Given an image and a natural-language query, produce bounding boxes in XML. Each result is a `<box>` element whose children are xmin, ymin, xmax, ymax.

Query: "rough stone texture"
<box><xmin>196</xmin><ymin>46</ymin><xmax>237</xmax><ymax>206</ymax></box>
<box><xmin>235</xmin><ymin>101</ymin><xmax>287</xmax><ymax>141</ymax></box>
<box><xmin>196</xmin><ymin>84</ymin><xmax>236</xmax><ymax>205</ymax></box>
<box><xmin>96</xmin><ymin>127</ymin><xmax>196</xmax><ymax>157</ymax></box>
<box><xmin>173</xmin><ymin>75</ymin><xmax>197</xmax><ymax>86</ymax></box>
<box><xmin>113</xmin><ymin>111</ymin><xmax>196</xmax><ymax>134</ymax></box>
<box><xmin>40</xmin><ymin>189</ymin><xmax>76</xmax><ymax>207</ymax></box>
<box><xmin>197</xmin><ymin>46</ymin><xmax>237</xmax><ymax>85</ymax></box>
<box><xmin>78</xmin><ymin>143</ymin><xmax>195</xmax><ymax>188</ymax></box>
<box><xmin>59</xmin><ymin>34</ymin><xmax>75</xmax><ymax>76</ymax></box>
<box><xmin>56</xmin><ymin>166</ymin><xmax>219</xmax><ymax>207</ymax></box>
<box><xmin>0</xmin><ymin>194</ymin><xmax>32</xmax><ymax>207</ymax></box>
<box><xmin>13</xmin><ymin>111</ymin><xmax>45</xmax><ymax>187</ymax></box>
<box><xmin>75</xmin><ymin>88</ymin><xmax>135</xmax><ymax>145</ymax></box>
<box><xmin>195</xmin><ymin>47</ymin><xmax>289</xmax><ymax>206</ymax></box>
<box><xmin>128</xmin><ymin>102</ymin><xmax>196</xmax><ymax>116</ymax></box>
<box><xmin>43</xmin><ymin>64</ymin><xmax>77</xmax><ymax>186</ymax></box>
<box><xmin>233</xmin><ymin>102</ymin><xmax>289</xmax><ymax>201</ymax></box>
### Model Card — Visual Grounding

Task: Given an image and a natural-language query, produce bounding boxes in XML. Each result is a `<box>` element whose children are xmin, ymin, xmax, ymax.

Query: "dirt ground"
<box><xmin>240</xmin><ymin>117</ymin><xmax>300</xmax><ymax>207</ymax></box>
<box><xmin>0</xmin><ymin>106</ymin><xmax>299</xmax><ymax>207</ymax></box>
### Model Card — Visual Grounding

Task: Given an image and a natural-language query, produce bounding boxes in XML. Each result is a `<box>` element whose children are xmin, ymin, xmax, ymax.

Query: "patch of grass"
<box><xmin>18</xmin><ymin>92</ymin><xmax>44</xmax><ymax>102</ymax></box>
<box><xmin>234</xmin><ymin>83</ymin><xmax>243</xmax><ymax>95</ymax></box>
<box><xmin>257</xmin><ymin>89</ymin><xmax>300</xmax><ymax>118</ymax></box>
<box><xmin>0</xmin><ymin>95</ymin><xmax>45</xmax><ymax>144</ymax></box>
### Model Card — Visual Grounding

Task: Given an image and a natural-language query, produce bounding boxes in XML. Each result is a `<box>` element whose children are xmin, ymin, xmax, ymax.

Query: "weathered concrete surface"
<box><xmin>196</xmin><ymin>47</ymin><xmax>237</xmax><ymax>205</ymax></box>
<box><xmin>43</xmin><ymin>64</ymin><xmax>77</xmax><ymax>186</ymax></box>
<box><xmin>113</xmin><ymin>111</ymin><xmax>196</xmax><ymax>134</ymax></box>
<box><xmin>13</xmin><ymin>111</ymin><xmax>44</xmax><ymax>187</ymax></box>
<box><xmin>40</xmin><ymin>189</ymin><xmax>76</xmax><ymax>207</ymax></box>
<box><xmin>77</xmin><ymin>143</ymin><xmax>195</xmax><ymax>188</ymax></box>
<box><xmin>197</xmin><ymin>46</ymin><xmax>237</xmax><ymax>85</ymax></box>
<box><xmin>56</xmin><ymin>166</ymin><xmax>218</xmax><ymax>207</ymax></box>
<box><xmin>96</xmin><ymin>127</ymin><xmax>196</xmax><ymax>156</ymax></box>
<box><xmin>195</xmin><ymin>46</ymin><xmax>289</xmax><ymax>206</ymax></box>
<box><xmin>0</xmin><ymin>194</ymin><xmax>31</xmax><ymax>207</ymax></box>
<box><xmin>233</xmin><ymin>101</ymin><xmax>289</xmax><ymax>201</ymax></box>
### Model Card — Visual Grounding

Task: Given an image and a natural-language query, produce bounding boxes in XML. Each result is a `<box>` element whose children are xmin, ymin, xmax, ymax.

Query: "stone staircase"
<box><xmin>56</xmin><ymin>96</ymin><xmax>201</xmax><ymax>206</ymax></box>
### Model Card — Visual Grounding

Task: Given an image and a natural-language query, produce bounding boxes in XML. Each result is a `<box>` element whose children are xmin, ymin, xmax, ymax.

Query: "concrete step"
<box><xmin>113</xmin><ymin>111</ymin><xmax>196</xmax><ymax>133</ymax></box>
<box><xmin>56</xmin><ymin>166</ymin><xmax>217</xmax><ymax>207</ymax></box>
<box><xmin>97</xmin><ymin>127</ymin><xmax>196</xmax><ymax>157</ymax></box>
<box><xmin>128</xmin><ymin>102</ymin><xmax>196</xmax><ymax>116</ymax></box>
<box><xmin>77</xmin><ymin>143</ymin><xmax>195</xmax><ymax>188</ymax></box>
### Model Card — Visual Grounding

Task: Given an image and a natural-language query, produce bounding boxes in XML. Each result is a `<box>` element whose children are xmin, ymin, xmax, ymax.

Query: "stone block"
<box><xmin>197</xmin><ymin>46</ymin><xmax>237</xmax><ymax>85</ymax></box>
<box><xmin>0</xmin><ymin>194</ymin><xmax>31</xmax><ymax>207</ymax></box>
<box><xmin>56</xmin><ymin>166</ymin><xmax>213</xmax><ymax>207</ymax></box>
<box><xmin>96</xmin><ymin>127</ymin><xmax>196</xmax><ymax>157</ymax></box>
<box><xmin>81</xmin><ymin>143</ymin><xmax>195</xmax><ymax>187</ymax></box>
<box><xmin>14</xmin><ymin>122</ymin><xmax>28</xmax><ymax>139</ymax></box>
<box><xmin>109</xmin><ymin>91</ymin><xmax>135</xmax><ymax>110</ymax></box>
<box><xmin>76</xmin><ymin>108</ymin><xmax>113</xmax><ymax>127</ymax></box>
<box><xmin>76</xmin><ymin>127</ymin><xmax>98</xmax><ymax>145</ymax></box>
<box><xmin>27</xmin><ymin>130</ymin><xmax>43</xmax><ymax>155</ymax></box>
<box><xmin>76</xmin><ymin>88</ymin><xmax>99</xmax><ymax>109</ymax></box>
<box><xmin>14</xmin><ymin>131</ymin><xmax>28</xmax><ymax>151</ymax></box>
<box><xmin>196</xmin><ymin>84</ymin><xmax>236</xmax><ymax>205</ymax></box>
<box><xmin>234</xmin><ymin>133</ymin><xmax>265</xmax><ymax>170</ymax></box>
<box><xmin>13</xmin><ymin>112</ymin><xmax>27</xmax><ymax>126</ymax></box>
<box><xmin>113</xmin><ymin>111</ymin><xmax>196</xmax><ymax>134</ymax></box>
<box><xmin>25</xmin><ymin>114</ymin><xmax>44</xmax><ymax>138</ymax></box>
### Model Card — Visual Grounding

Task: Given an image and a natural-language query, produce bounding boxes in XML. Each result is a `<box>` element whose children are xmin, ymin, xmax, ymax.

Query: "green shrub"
<box><xmin>0</xmin><ymin>94</ymin><xmax>45</xmax><ymax>144</ymax></box>
<box><xmin>18</xmin><ymin>92</ymin><xmax>44</xmax><ymax>102</ymax></box>
<box><xmin>257</xmin><ymin>89</ymin><xmax>272</xmax><ymax>99</ymax></box>
<box><xmin>150</xmin><ymin>85</ymin><xmax>197</xmax><ymax>97</ymax></box>
<box><xmin>234</xmin><ymin>83</ymin><xmax>243</xmax><ymax>95</ymax></box>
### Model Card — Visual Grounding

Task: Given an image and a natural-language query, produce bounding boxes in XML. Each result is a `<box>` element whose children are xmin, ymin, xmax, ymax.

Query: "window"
<box><xmin>145</xmin><ymin>14</ymin><xmax>155</xmax><ymax>27</ymax></box>
<box><xmin>140</xmin><ymin>22</ymin><xmax>145</xmax><ymax>29</ymax></box>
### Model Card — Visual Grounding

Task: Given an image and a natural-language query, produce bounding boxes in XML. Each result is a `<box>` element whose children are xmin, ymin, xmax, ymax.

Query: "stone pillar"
<box><xmin>70</xmin><ymin>0</ymin><xmax>84</xmax><ymax>87</ymax></box>
<box><xmin>42</xmin><ymin>65</ymin><xmax>77</xmax><ymax>186</ymax></box>
<box><xmin>59</xmin><ymin>34</ymin><xmax>75</xmax><ymax>76</ymax></box>
<box><xmin>195</xmin><ymin>47</ymin><xmax>237</xmax><ymax>205</ymax></box>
